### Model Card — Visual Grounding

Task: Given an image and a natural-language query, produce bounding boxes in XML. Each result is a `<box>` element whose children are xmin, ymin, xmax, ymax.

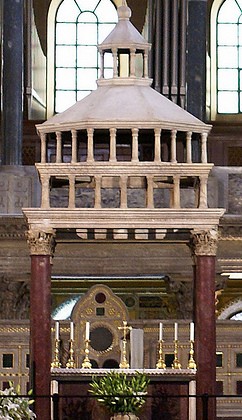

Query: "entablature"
<box><xmin>23</xmin><ymin>208</ymin><xmax>225</xmax><ymax>230</ymax></box>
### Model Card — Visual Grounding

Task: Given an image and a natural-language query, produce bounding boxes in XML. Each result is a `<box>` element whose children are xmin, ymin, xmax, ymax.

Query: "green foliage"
<box><xmin>0</xmin><ymin>382</ymin><xmax>36</xmax><ymax>419</ymax></box>
<box><xmin>89</xmin><ymin>371</ymin><xmax>149</xmax><ymax>415</ymax></box>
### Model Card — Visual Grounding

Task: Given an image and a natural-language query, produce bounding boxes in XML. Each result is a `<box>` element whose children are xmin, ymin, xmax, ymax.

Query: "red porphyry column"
<box><xmin>190</xmin><ymin>228</ymin><xmax>218</xmax><ymax>420</ymax></box>
<box><xmin>26</xmin><ymin>229</ymin><xmax>56</xmax><ymax>419</ymax></box>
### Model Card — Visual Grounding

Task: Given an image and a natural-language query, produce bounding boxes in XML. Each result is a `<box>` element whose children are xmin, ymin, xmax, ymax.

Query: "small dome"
<box><xmin>99</xmin><ymin>1</ymin><xmax>149</xmax><ymax>50</ymax></box>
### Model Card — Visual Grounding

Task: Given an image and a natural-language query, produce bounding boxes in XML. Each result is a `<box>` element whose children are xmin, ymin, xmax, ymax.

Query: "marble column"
<box><xmin>190</xmin><ymin>228</ymin><xmax>218</xmax><ymax>420</ymax></box>
<box><xmin>26</xmin><ymin>229</ymin><xmax>56</xmax><ymax>419</ymax></box>
<box><xmin>2</xmin><ymin>0</ymin><xmax>23</xmax><ymax>165</ymax></box>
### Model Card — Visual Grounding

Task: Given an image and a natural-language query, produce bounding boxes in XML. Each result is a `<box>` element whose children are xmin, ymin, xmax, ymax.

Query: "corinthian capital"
<box><xmin>26</xmin><ymin>229</ymin><xmax>56</xmax><ymax>256</ymax></box>
<box><xmin>190</xmin><ymin>228</ymin><xmax>218</xmax><ymax>256</ymax></box>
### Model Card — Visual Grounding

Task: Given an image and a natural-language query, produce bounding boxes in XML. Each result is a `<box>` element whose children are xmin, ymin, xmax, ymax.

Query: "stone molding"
<box><xmin>23</xmin><ymin>208</ymin><xmax>224</xmax><ymax>230</ymax></box>
<box><xmin>51</xmin><ymin>368</ymin><xmax>196</xmax><ymax>377</ymax></box>
<box><xmin>26</xmin><ymin>229</ymin><xmax>56</xmax><ymax>256</ymax></box>
<box><xmin>0</xmin><ymin>216</ymin><xmax>27</xmax><ymax>239</ymax></box>
<box><xmin>190</xmin><ymin>228</ymin><xmax>219</xmax><ymax>256</ymax></box>
<box><xmin>219</xmin><ymin>217</ymin><xmax>242</xmax><ymax>240</ymax></box>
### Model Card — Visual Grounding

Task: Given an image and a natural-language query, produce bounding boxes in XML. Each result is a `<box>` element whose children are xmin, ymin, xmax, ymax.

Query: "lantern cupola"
<box><xmin>98</xmin><ymin>0</ymin><xmax>151</xmax><ymax>84</ymax></box>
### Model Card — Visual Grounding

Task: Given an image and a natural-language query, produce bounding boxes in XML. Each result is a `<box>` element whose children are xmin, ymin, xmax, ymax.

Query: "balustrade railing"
<box><xmin>38</xmin><ymin>128</ymin><xmax>208</xmax><ymax>165</ymax></box>
<box><xmin>39</xmin><ymin>170</ymin><xmax>209</xmax><ymax>210</ymax></box>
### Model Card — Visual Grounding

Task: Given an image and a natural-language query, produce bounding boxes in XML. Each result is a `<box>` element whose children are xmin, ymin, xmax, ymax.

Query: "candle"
<box><xmin>174</xmin><ymin>322</ymin><xmax>178</xmax><ymax>341</ymax></box>
<box><xmin>159</xmin><ymin>322</ymin><xmax>163</xmax><ymax>341</ymax></box>
<box><xmin>190</xmin><ymin>322</ymin><xmax>194</xmax><ymax>341</ymax></box>
<box><xmin>85</xmin><ymin>321</ymin><xmax>90</xmax><ymax>340</ymax></box>
<box><xmin>55</xmin><ymin>321</ymin><xmax>59</xmax><ymax>340</ymax></box>
<box><xmin>70</xmin><ymin>321</ymin><xmax>74</xmax><ymax>341</ymax></box>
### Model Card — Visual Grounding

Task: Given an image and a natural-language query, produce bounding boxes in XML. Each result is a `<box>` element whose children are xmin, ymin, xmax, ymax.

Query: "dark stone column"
<box><xmin>26</xmin><ymin>229</ymin><xmax>56</xmax><ymax>419</ymax></box>
<box><xmin>186</xmin><ymin>0</ymin><xmax>207</xmax><ymax>121</ymax></box>
<box><xmin>2</xmin><ymin>0</ymin><xmax>23</xmax><ymax>165</ymax></box>
<box><xmin>190</xmin><ymin>228</ymin><xmax>218</xmax><ymax>420</ymax></box>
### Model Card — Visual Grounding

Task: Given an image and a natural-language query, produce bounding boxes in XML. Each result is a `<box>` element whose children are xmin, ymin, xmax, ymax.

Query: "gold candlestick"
<box><xmin>66</xmin><ymin>339</ymin><xmax>75</xmax><ymax>368</ymax></box>
<box><xmin>172</xmin><ymin>340</ymin><xmax>181</xmax><ymax>369</ymax></box>
<box><xmin>187</xmin><ymin>340</ymin><xmax>196</xmax><ymax>369</ymax></box>
<box><xmin>118</xmin><ymin>321</ymin><xmax>132</xmax><ymax>369</ymax></box>
<box><xmin>82</xmin><ymin>339</ymin><xmax>92</xmax><ymax>369</ymax></box>
<box><xmin>51</xmin><ymin>339</ymin><xmax>61</xmax><ymax>368</ymax></box>
<box><xmin>156</xmin><ymin>340</ymin><xmax>166</xmax><ymax>369</ymax></box>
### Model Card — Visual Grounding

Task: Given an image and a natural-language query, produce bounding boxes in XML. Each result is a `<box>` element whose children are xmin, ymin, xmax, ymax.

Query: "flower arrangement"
<box><xmin>0</xmin><ymin>382</ymin><xmax>36</xmax><ymax>420</ymax></box>
<box><xmin>89</xmin><ymin>371</ymin><xmax>149</xmax><ymax>415</ymax></box>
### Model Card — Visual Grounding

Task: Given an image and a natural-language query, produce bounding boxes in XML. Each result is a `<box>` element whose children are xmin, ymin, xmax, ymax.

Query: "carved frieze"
<box><xmin>26</xmin><ymin>229</ymin><xmax>56</xmax><ymax>256</ymax></box>
<box><xmin>0</xmin><ymin>276</ymin><xmax>30</xmax><ymax>319</ymax></box>
<box><xmin>219</xmin><ymin>223</ymin><xmax>242</xmax><ymax>240</ymax></box>
<box><xmin>0</xmin><ymin>216</ymin><xmax>27</xmax><ymax>239</ymax></box>
<box><xmin>164</xmin><ymin>277</ymin><xmax>193</xmax><ymax>319</ymax></box>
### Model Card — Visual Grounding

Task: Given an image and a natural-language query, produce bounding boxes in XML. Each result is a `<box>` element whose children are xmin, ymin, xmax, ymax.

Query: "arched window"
<box><xmin>218</xmin><ymin>297</ymin><xmax>242</xmax><ymax>319</ymax></box>
<box><xmin>230</xmin><ymin>312</ymin><xmax>242</xmax><ymax>320</ymax></box>
<box><xmin>210</xmin><ymin>0</ymin><xmax>242</xmax><ymax>120</ymax></box>
<box><xmin>52</xmin><ymin>296</ymin><xmax>80</xmax><ymax>320</ymax></box>
<box><xmin>47</xmin><ymin>0</ymin><xmax>117</xmax><ymax>116</ymax></box>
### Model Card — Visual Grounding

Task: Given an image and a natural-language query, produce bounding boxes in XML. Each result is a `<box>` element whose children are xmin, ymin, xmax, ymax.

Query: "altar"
<box><xmin>49</xmin><ymin>286</ymin><xmax>198</xmax><ymax>419</ymax></box>
<box><xmin>51</xmin><ymin>368</ymin><xmax>196</xmax><ymax>420</ymax></box>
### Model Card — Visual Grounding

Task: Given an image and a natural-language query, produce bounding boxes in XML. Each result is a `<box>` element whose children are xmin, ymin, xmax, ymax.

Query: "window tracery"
<box><xmin>210</xmin><ymin>0</ymin><xmax>242</xmax><ymax>119</ymax></box>
<box><xmin>47</xmin><ymin>0</ymin><xmax>117</xmax><ymax>116</ymax></box>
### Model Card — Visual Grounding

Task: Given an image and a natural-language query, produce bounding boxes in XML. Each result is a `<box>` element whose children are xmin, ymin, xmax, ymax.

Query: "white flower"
<box><xmin>0</xmin><ymin>383</ymin><xmax>36</xmax><ymax>420</ymax></box>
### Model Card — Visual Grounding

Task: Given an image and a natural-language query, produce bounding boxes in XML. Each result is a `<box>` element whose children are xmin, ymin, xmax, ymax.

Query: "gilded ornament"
<box><xmin>26</xmin><ymin>229</ymin><xmax>56</xmax><ymax>256</ymax></box>
<box><xmin>190</xmin><ymin>228</ymin><xmax>218</xmax><ymax>256</ymax></box>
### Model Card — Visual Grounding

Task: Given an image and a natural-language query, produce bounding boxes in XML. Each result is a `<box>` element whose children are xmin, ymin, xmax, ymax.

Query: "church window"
<box><xmin>2</xmin><ymin>353</ymin><xmax>13</xmax><ymax>368</ymax></box>
<box><xmin>236</xmin><ymin>352</ymin><xmax>242</xmax><ymax>367</ymax></box>
<box><xmin>230</xmin><ymin>311</ymin><xmax>242</xmax><ymax>320</ymax></box>
<box><xmin>236</xmin><ymin>380</ymin><xmax>242</xmax><ymax>394</ymax></box>
<box><xmin>52</xmin><ymin>296</ymin><xmax>80</xmax><ymax>320</ymax></box>
<box><xmin>210</xmin><ymin>0</ymin><xmax>242</xmax><ymax>119</ymax></box>
<box><xmin>48</xmin><ymin>0</ymin><xmax>117</xmax><ymax>116</ymax></box>
<box><xmin>216</xmin><ymin>352</ymin><xmax>223</xmax><ymax>367</ymax></box>
<box><xmin>26</xmin><ymin>354</ymin><xmax>30</xmax><ymax>369</ymax></box>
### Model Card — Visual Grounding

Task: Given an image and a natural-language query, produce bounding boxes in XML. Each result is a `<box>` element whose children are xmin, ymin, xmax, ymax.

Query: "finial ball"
<box><xmin>118</xmin><ymin>4</ymin><xmax>132</xmax><ymax>20</ymax></box>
